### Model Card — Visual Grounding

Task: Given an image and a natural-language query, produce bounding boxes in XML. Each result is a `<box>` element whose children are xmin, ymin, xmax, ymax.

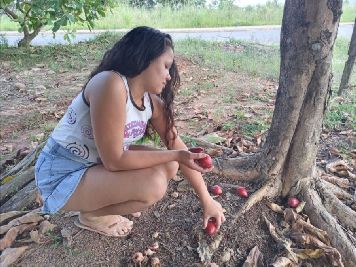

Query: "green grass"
<box><xmin>0</xmin><ymin>32</ymin><xmax>121</xmax><ymax>71</ymax></box>
<box><xmin>324</xmin><ymin>89</ymin><xmax>356</xmax><ymax>131</ymax></box>
<box><xmin>176</xmin><ymin>38</ymin><xmax>280</xmax><ymax>79</ymax></box>
<box><xmin>1</xmin><ymin>32</ymin><xmax>354</xmax><ymax>137</ymax></box>
<box><xmin>0</xmin><ymin>2</ymin><xmax>355</xmax><ymax>31</ymax></box>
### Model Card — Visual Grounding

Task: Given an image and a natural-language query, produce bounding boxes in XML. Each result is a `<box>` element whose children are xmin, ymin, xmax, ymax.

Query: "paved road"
<box><xmin>1</xmin><ymin>23</ymin><xmax>354</xmax><ymax>46</ymax></box>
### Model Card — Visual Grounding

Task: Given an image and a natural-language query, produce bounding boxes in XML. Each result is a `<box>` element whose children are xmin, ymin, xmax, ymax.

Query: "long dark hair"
<box><xmin>86</xmin><ymin>26</ymin><xmax>180</xmax><ymax>145</ymax></box>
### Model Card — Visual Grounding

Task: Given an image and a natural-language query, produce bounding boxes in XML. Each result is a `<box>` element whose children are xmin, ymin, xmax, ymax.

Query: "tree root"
<box><xmin>316</xmin><ymin>179</ymin><xmax>356</xmax><ymax>230</ymax></box>
<box><xmin>320</xmin><ymin>180</ymin><xmax>353</xmax><ymax>200</ymax></box>
<box><xmin>300</xmin><ymin>178</ymin><xmax>356</xmax><ymax>267</ymax></box>
<box><xmin>212</xmin><ymin>153</ymin><xmax>262</xmax><ymax>181</ymax></box>
<box><xmin>229</xmin><ymin>177</ymin><xmax>281</xmax><ymax>225</ymax></box>
<box><xmin>1</xmin><ymin>143</ymin><xmax>44</xmax><ymax>181</ymax></box>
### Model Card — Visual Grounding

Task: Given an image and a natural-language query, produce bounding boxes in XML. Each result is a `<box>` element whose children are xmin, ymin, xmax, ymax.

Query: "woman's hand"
<box><xmin>177</xmin><ymin>150</ymin><xmax>213</xmax><ymax>173</ymax></box>
<box><xmin>202</xmin><ymin>197</ymin><xmax>226</xmax><ymax>230</ymax></box>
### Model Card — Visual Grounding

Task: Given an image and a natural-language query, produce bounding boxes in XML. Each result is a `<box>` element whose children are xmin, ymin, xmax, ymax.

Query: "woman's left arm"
<box><xmin>150</xmin><ymin>95</ymin><xmax>225</xmax><ymax>229</ymax></box>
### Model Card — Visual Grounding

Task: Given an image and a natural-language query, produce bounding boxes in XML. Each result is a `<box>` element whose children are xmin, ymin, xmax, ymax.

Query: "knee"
<box><xmin>144</xmin><ymin>175</ymin><xmax>168</xmax><ymax>205</ymax></box>
<box><xmin>163</xmin><ymin>161</ymin><xmax>179</xmax><ymax>180</ymax></box>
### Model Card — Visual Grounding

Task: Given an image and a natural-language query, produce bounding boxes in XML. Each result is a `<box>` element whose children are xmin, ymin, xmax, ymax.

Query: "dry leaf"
<box><xmin>295</xmin><ymin>201</ymin><xmax>306</xmax><ymax>213</ymax></box>
<box><xmin>263</xmin><ymin>216</ymin><xmax>298</xmax><ymax>263</ymax></box>
<box><xmin>220</xmin><ymin>248</ymin><xmax>233</xmax><ymax>263</ymax></box>
<box><xmin>61</xmin><ymin>228</ymin><xmax>72</xmax><ymax>247</ymax></box>
<box><xmin>242</xmin><ymin>246</ymin><xmax>263</xmax><ymax>267</ymax></box>
<box><xmin>293</xmin><ymin>248</ymin><xmax>324</xmax><ymax>259</ymax></box>
<box><xmin>30</xmin><ymin>230</ymin><xmax>42</xmax><ymax>244</ymax></box>
<box><xmin>0</xmin><ymin>246</ymin><xmax>28</xmax><ymax>267</ymax></box>
<box><xmin>269</xmin><ymin>256</ymin><xmax>295</xmax><ymax>267</ymax></box>
<box><xmin>151</xmin><ymin>257</ymin><xmax>161</xmax><ymax>267</ymax></box>
<box><xmin>38</xmin><ymin>220</ymin><xmax>56</xmax><ymax>235</ymax></box>
<box><xmin>266</xmin><ymin>202</ymin><xmax>284</xmax><ymax>213</ymax></box>
<box><xmin>326</xmin><ymin>160</ymin><xmax>352</xmax><ymax>177</ymax></box>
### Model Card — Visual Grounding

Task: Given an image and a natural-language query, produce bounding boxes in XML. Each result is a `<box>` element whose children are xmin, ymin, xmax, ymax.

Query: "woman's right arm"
<box><xmin>86</xmin><ymin>72</ymin><xmax>206</xmax><ymax>172</ymax></box>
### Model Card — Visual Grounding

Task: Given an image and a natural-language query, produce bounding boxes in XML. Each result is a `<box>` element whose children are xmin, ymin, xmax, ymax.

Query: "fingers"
<box><xmin>190</xmin><ymin>152</ymin><xmax>209</xmax><ymax>160</ymax></box>
<box><xmin>203</xmin><ymin>217</ymin><xmax>208</xmax><ymax>229</ymax></box>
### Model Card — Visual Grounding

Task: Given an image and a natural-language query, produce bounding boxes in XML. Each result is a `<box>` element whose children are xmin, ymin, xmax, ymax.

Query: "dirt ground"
<box><xmin>0</xmin><ymin>53</ymin><xmax>355</xmax><ymax>266</ymax></box>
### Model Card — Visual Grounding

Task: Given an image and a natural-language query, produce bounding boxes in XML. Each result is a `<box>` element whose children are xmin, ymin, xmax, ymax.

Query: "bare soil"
<box><xmin>0</xmin><ymin>54</ymin><xmax>354</xmax><ymax>266</ymax></box>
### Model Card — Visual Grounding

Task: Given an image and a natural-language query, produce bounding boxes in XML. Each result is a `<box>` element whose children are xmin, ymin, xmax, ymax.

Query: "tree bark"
<box><xmin>260</xmin><ymin>0</ymin><xmax>341</xmax><ymax>196</ymax></box>
<box><xmin>338</xmin><ymin>18</ymin><xmax>356</xmax><ymax>95</ymax></box>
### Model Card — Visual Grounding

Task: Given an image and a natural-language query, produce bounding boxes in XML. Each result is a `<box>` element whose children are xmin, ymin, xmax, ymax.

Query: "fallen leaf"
<box><xmin>151</xmin><ymin>257</ymin><xmax>161</xmax><ymax>267</ymax></box>
<box><xmin>266</xmin><ymin>202</ymin><xmax>284</xmax><ymax>213</ymax></box>
<box><xmin>269</xmin><ymin>256</ymin><xmax>295</xmax><ymax>267</ymax></box>
<box><xmin>293</xmin><ymin>248</ymin><xmax>324</xmax><ymax>259</ymax></box>
<box><xmin>30</xmin><ymin>230</ymin><xmax>41</xmax><ymax>244</ymax></box>
<box><xmin>61</xmin><ymin>228</ymin><xmax>72</xmax><ymax>247</ymax></box>
<box><xmin>326</xmin><ymin>160</ymin><xmax>352</xmax><ymax>177</ymax></box>
<box><xmin>39</xmin><ymin>220</ymin><xmax>56</xmax><ymax>235</ymax></box>
<box><xmin>242</xmin><ymin>246</ymin><xmax>263</xmax><ymax>267</ymax></box>
<box><xmin>220</xmin><ymin>248</ymin><xmax>233</xmax><ymax>263</ymax></box>
<box><xmin>295</xmin><ymin>201</ymin><xmax>306</xmax><ymax>213</ymax></box>
<box><xmin>0</xmin><ymin>246</ymin><xmax>28</xmax><ymax>267</ymax></box>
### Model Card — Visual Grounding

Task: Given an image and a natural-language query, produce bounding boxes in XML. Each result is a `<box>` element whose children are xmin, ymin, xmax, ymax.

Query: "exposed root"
<box><xmin>316</xmin><ymin>179</ymin><xmax>356</xmax><ymax>230</ymax></box>
<box><xmin>212</xmin><ymin>153</ymin><xmax>261</xmax><ymax>181</ymax></box>
<box><xmin>300</xmin><ymin>179</ymin><xmax>356</xmax><ymax>267</ymax></box>
<box><xmin>229</xmin><ymin>177</ymin><xmax>281</xmax><ymax>225</ymax></box>
<box><xmin>320</xmin><ymin>180</ymin><xmax>353</xmax><ymax>200</ymax></box>
<box><xmin>0</xmin><ymin>143</ymin><xmax>44</xmax><ymax>181</ymax></box>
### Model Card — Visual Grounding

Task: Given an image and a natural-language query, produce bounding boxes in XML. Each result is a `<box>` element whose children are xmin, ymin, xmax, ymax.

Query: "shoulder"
<box><xmin>86</xmin><ymin>71</ymin><xmax>127</xmax><ymax>103</ymax></box>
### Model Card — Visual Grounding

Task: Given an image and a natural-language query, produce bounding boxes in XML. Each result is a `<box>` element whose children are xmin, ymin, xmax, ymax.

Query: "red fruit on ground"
<box><xmin>236</xmin><ymin>187</ymin><xmax>248</xmax><ymax>198</ymax></box>
<box><xmin>197</xmin><ymin>155</ymin><xmax>213</xmax><ymax>169</ymax></box>
<box><xmin>210</xmin><ymin>185</ymin><xmax>223</xmax><ymax>196</ymax></box>
<box><xmin>189</xmin><ymin>147</ymin><xmax>204</xmax><ymax>153</ymax></box>
<box><xmin>288</xmin><ymin>197</ymin><xmax>300</xmax><ymax>208</ymax></box>
<box><xmin>205</xmin><ymin>220</ymin><xmax>217</xmax><ymax>235</ymax></box>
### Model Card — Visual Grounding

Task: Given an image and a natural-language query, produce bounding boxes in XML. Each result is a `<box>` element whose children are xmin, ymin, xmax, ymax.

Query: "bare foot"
<box><xmin>78</xmin><ymin>213</ymin><xmax>133</xmax><ymax>237</ymax></box>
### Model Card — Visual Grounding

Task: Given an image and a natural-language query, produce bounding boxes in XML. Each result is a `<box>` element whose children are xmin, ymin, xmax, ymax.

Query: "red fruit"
<box><xmin>210</xmin><ymin>185</ymin><xmax>223</xmax><ymax>196</ymax></box>
<box><xmin>197</xmin><ymin>155</ymin><xmax>213</xmax><ymax>169</ymax></box>
<box><xmin>288</xmin><ymin>197</ymin><xmax>300</xmax><ymax>208</ymax></box>
<box><xmin>205</xmin><ymin>220</ymin><xmax>217</xmax><ymax>235</ymax></box>
<box><xmin>189</xmin><ymin>147</ymin><xmax>204</xmax><ymax>153</ymax></box>
<box><xmin>236</xmin><ymin>187</ymin><xmax>248</xmax><ymax>198</ymax></box>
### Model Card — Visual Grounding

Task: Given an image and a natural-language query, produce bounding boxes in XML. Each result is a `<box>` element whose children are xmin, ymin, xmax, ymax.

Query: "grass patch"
<box><xmin>0</xmin><ymin>32</ymin><xmax>121</xmax><ymax>71</ymax></box>
<box><xmin>176</xmin><ymin>38</ymin><xmax>280</xmax><ymax>79</ymax></box>
<box><xmin>1</xmin><ymin>2</ymin><xmax>355</xmax><ymax>31</ymax></box>
<box><xmin>324</xmin><ymin>89</ymin><xmax>356</xmax><ymax>131</ymax></box>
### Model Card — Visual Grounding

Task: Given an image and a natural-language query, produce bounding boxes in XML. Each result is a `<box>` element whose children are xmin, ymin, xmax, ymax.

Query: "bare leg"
<box><xmin>63</xmin><ymin>153</ymin><xmax>179</xmax><ymax>236</ymax></box>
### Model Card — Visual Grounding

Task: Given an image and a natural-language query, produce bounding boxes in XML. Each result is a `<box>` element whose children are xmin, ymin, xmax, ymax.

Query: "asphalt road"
<box><xmin>1</xmin><ymin>23</ymin><xmax>354</xmax><ymax>46</ymax></box>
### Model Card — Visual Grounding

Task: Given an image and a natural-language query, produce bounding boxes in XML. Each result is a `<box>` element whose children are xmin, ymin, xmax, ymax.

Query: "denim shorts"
<box><xmin>35</xmin><ymin>137</ymin><xmax>95</xmax><ymax>214</ymax></box>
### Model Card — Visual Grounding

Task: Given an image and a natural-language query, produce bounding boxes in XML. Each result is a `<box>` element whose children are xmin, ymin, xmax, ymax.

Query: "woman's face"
<box><xmin>142</xmin><ymin>47</ymin><xmax>174</xmax><ymax>94</ymax></box>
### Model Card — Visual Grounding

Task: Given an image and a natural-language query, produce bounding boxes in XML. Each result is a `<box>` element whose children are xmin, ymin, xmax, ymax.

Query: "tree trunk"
<box><xmin>17</xmin><ymin>25</ymin><xmax>42</xmax><ymax>47</ymax></box>
<box><xmin>338</xmin><ymin>18</ymin><xmax>356</xmax><ymax>96</ymax></box>
<box><xmin>214</xmin><ymin>0</ymin><xmax>356</xmax><ymax>265</ymax></box>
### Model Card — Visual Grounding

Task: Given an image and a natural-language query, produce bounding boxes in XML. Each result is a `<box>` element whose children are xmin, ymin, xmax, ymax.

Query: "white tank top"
<box><xmin>51</xmin><ymin>73</ymin><xmax>153</xmax><ymax>163</ymax></box>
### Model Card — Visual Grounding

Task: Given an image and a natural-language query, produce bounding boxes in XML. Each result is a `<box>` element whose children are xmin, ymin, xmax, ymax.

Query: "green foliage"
<box><xmin>324</xmin><ymin>89</ymin><xmax>356</xmax><ymax>131</ymax></box>
<box><xmin>0</xmin><ymin>0</ymin><xmax>115</xmax><ymax>46</ymax></box>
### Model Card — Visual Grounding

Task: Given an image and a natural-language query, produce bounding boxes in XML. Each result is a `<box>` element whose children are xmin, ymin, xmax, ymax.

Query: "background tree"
<box><xmin>211</xmin><ymin>0</ymin><xmax>356</xmax><ymax>265</ymax></box>
<box><xmin>338</xmin><ymin>18</ymin><xmax>356</xmax><ymax>95</ymax></box>
<box><xmin>0</xmin><ymin>0</ymin><xmax>115</xmax><ymax>47</ymax></box>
